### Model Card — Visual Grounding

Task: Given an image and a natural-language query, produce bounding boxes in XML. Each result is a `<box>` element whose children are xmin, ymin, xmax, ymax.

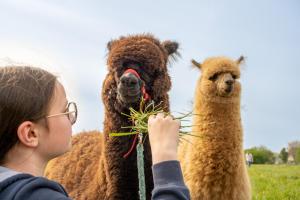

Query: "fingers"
<box><xmin>148</xmin><ymin>113</ymin><xmax>180</xmax><ymax>130</ymax></box>
<box><xmin>149</xmin><ymin>113</ymin><xmax>178</xmax><ymax>121</ymax></box>
<box><xmin>164</xmin><ymin>114</ymin><xmax>172</xmax><ymax>120</ymax></box>
<box><xmin>156</xmin><ymin>112</ymin><xmax>165</xmax><ymax>119</ymax></box>
<box><xmin>148</xmin><ymin>112</ymin><xmax>165</xmax><ymax>123</ymax></box>
<box><xmin>148</xmin><ymin>115</ymin><xmax>155</xmax><ymax>123</ymax></box>
<box><xmin>175</xmin><ymin>119</ymin><xmax>181</xmax><ymax>127</ymax></box>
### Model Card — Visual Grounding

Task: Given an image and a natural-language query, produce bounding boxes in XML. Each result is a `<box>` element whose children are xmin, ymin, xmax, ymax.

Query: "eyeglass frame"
<box><xmin>45</xmin><ymin>102</ymin><xmax>78</xmax><ymax>125</ymax></box>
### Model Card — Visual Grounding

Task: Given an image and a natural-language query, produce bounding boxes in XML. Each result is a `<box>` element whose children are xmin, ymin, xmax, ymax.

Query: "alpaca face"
<box><xmin>103</xmin><ymin>34</ymin><xmax>179</xmax><ymax>111</ymax></box>
<box><xmin>116</xmin><ymin>62</ymin><xmax>144</xmax><ymax>104</ymax></box>
<box><xmin>192</xmin><ymin>56</ymin><xmax>243</xmax><ymax>101</ymax></box>
<box><xmin>207</xmin><ymin>71</ymin><xmax>240</xmax><ymax>97</ymax></box>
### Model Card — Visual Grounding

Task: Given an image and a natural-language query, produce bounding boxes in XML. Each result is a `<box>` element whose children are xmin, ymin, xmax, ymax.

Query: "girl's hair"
<box><xmin>0</xmin><ymin>66</ymin><xmax>57</xmax><ymax>164</ymax></box>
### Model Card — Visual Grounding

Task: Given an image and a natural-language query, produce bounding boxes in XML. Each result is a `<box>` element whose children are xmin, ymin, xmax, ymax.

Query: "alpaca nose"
<box><xmin>225</xmin><ymin>79</ymin><xmax>234</xmax><ymax>85</ymax></box>
<box><xmin>120</xmin><ymin>73</ymin><xmax>139</xmax><ymax>87</ymax></box>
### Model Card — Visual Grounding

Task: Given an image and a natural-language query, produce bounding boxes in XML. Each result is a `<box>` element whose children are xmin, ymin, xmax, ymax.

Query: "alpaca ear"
<box><xmin>236</xmin><ymin>56</ymin><xmax>245</xmax><ymax>65</ymax></box>
<box><xmin>107</xmin><ymin>36</ymin><xmax>125</xmax><ymax>51</ymax></box>
<box><xmin>191</xmin><ymin>59</ymin><xmax>202</xmax><ymax>70</ymax></box>
<box><xmin>162</xmin><ymin>41</ymin><xmax>179</xmax><ymax>55</ymax></box>
<box><xmin>107</xmin><ymin>40</ymin><xmax>116</xmax><ymax>51</ymax></box>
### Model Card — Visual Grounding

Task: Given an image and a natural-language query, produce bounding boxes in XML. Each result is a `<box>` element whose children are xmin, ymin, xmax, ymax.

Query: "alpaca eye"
<box><xmin>209</xmin><ymin>74</ymin><xmax>218</xmax><ymax>81</ymax></box>
<box><xmin>232</xmin><ymin>74</ymin><xmax>237</xmax><ymax>79</ymax></box>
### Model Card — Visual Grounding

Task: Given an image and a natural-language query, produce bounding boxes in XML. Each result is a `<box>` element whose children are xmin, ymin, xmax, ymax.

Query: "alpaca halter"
<box><xmin>123</xmin><ymin>68</ymin><xmax>150</xmax><ymax>102</ymax></box>
<box><xmin>122</xmin><ymin>68</ymin><xmax>148</xmax><ymax>199</ymax></box>
<box><xmin>122</xmin><ymin>68</ymin><xmax>151</xmax><ymax>159</ymax></box>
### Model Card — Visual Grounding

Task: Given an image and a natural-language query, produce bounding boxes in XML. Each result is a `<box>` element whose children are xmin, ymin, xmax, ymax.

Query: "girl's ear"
<box><xmin>17</xmin><ymin>121</ymin><xmax>39</xmax><ymax>148</ymax></box>
<box><xmin>191</xmin><ymin>59</ymin><xmax>202</xmax><ymax>70</ymax></box>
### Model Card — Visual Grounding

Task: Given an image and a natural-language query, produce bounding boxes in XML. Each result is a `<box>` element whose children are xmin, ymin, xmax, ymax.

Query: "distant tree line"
<box><xmin>245</xmin><ymin>140</ymin><xmax>300</xmax><ymax>164</ymax></box>
<box><xmin>245</xmin><ymin>146</ymin><xmax>275</xmax><ymax>164</ymax></box>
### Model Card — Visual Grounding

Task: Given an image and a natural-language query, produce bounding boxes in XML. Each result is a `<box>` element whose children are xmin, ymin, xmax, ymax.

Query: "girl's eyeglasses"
<box><xmin>46</xmin><ymin>102</ymin><xmax>78</xmax><ymax>125</ymax></box>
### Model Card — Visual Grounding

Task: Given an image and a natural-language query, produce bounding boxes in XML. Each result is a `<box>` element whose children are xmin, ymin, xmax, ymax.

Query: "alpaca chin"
<box><xmin>218</xmin><ymin>87</ymin><xmax>234</xmax><ymax>97</ymax></box>
<box><xmin>117</xmin><ymin>92</ymin><xmax>141</xmax><ymax>104</ymax></box>
<box><xmin>199</xmin><ymin>88</ymin><xmax>240</xmax><ymax>104</ymax></box>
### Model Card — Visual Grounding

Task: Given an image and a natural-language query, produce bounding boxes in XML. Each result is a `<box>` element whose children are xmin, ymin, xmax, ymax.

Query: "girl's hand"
<box><xmin>148</xmin><ymin>113</ymin><xmax>180</xmax><ymax>165</ymax></box>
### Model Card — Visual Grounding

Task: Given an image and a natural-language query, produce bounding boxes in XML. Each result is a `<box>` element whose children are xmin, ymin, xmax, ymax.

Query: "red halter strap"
<box><xmin>124</xmin><ymin>68</ymin><xmax>141</xmax><ymax>79</ymax></box>
<box><xmin>123</xmin><ymin>68</ymin><xmax>150</xmax><ymax>102</ymax></box>
<box><xmin>122</xmin><ymin>68</ymin><xmax>150</xmax><ymax>158</ymax></box>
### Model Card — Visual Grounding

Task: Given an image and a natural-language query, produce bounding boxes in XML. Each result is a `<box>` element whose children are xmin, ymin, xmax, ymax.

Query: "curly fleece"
<box><xmin>180</xmin><ymin>56</ymin><xmax>251</xmax><ymax>200</ymax></box>
<box><xmin>45</xmin><ymin>34</ymin><xmax>179</xmax><ymax>200</ymax></box>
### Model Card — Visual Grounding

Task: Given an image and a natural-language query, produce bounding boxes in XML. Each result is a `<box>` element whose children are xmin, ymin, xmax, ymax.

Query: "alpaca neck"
<box><xmin>194</xmin><ymin>95</ymin><xmax>241</xmax><ymax>139</ymax></box>
<box><xmin>185</xmin><ymin>92</ymin><xmax>251</xmax><ymax>199</ymax></box>
<box><xmin>101</xmin><ymin>110</ymin><xmax>152</xmax><ymax>199</ymax></box>
<box><xmin>190</xmin><ymin>95</ymin><xmax>243</xmax><ymax>161</ymax></box>
<box><xmin>100</xmin><ymin>99</ymin><xmax>168</xmax><ymax>199</ymax></box>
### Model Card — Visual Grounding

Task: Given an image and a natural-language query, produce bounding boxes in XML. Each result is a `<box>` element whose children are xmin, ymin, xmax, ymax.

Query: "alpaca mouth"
<box><xmin>119</xmin><ymin>86</ymin><xmax>141</xmax><ymax>96</ymax></box>
<box><xmin>225</xmin><ymin>85</ymin><xmax>233</xmax><ymax>93</ymax></box>
<box><xmin>219</xmin><ymin>85</ymin><xmax>234</xmax><ymax>97</ymax></box>
<box><xmin>117</xmin><ymin>94</ymin><xmax>141</xmax><ymax>104</ymax></box>
<box><xmin>117</xmin><ymin>87</ymin><xmax>142</xmax><ymax>103</ymax></box>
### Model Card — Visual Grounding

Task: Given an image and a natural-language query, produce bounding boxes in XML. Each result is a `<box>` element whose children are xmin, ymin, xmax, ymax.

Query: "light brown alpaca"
<box><xmin>180</xmin><ymin>56</ymin><xmax>251</xmax><ymax>200</ymax></box>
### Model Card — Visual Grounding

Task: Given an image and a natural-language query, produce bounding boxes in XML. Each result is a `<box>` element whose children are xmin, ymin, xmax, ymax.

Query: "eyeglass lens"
<box><xmin>67</xmin><ymin>102</ymin><xmax>77</xmax><ymax>125</ymax></box>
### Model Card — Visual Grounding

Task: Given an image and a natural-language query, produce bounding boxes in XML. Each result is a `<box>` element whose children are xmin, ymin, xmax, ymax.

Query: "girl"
<box><xmin>0</xmin><ymin>66</ymin><xmax>190</xmax><ymax>200</ymax></box>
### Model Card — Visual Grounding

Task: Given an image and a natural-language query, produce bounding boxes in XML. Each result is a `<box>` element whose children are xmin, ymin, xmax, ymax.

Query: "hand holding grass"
<box><xmin>148</xmin><ymin>113</ymin><xmax>181</xmax><ymax>165</ymax></box>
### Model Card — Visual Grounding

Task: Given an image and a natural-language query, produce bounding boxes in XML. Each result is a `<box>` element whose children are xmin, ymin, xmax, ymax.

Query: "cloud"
<box><xmin>1</xmin><ymin>0</ymin><xmax>123</xmax><ymax>39</ymax></box>
<box><xmin>0</xmin><ymin>42</ymin><xmax>61</xmax><ymax>71</ymax></box>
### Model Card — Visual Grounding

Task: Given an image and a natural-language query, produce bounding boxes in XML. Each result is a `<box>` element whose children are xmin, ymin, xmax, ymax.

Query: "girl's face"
<box><xmin>37</xmin><ymin>81</ymin><xmax>73</xmax><ymax>161</ymax></box>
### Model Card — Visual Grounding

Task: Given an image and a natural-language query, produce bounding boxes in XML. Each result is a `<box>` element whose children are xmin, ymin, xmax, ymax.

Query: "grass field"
<box><xmin>248</xmin><ymin>164</ymin><xmax>300</xmax><ymax>200</ymax></box>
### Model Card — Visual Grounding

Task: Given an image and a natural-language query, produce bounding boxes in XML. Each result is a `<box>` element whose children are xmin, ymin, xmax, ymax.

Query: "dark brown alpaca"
<box><xmin>45</xmin><ymin>34</ymin><xmax>179</xmax><ymax>200</ymax></box>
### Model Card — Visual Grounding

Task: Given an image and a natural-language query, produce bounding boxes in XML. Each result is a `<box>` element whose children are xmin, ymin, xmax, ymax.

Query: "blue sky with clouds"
<box><xmin>0</xmin><ymin>0</ymin><xmax>299</xmax><ymax>152</ymax></box>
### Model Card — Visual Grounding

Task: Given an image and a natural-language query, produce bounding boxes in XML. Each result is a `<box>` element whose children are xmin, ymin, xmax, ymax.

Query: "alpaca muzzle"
<box><xmin>121</xmin><ymin>68</ymin><xmax>151</xmax><ymax>159</ymax></box>
<box><xmin>122</xmin><ymin>68</ymin><xmax>150</xmax><ymax>101</ymax></box>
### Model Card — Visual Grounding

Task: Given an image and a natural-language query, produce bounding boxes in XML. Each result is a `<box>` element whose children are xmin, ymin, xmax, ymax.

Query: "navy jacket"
<box><xmin>0</xmin><ymin>161</ymin><xmax>190</xmax><ymax>200</ymax></box>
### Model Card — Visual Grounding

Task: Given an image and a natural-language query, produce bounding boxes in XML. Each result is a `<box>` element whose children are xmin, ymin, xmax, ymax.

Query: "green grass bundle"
<box><xmin>109</xmin><ymin>100</ymin><xmax>198</xmax><ymax>141</ymax></box>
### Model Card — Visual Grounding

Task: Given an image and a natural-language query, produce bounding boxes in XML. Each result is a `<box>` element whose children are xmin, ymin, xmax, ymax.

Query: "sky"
<box><xmin>0</xmin><ymin>0</ymin><xmax>299</xmax><ymax>152</ymax></box>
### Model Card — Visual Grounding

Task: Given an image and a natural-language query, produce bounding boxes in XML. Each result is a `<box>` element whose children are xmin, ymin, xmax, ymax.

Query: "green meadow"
<box><xmin>249</xmin><ymin>165</ymin><xmax>300</xmax><ymax>200</ymax></box>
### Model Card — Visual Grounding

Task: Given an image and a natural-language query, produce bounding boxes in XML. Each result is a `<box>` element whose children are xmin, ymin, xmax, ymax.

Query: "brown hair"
<box><xmin>0</xmin><ymin>66</ymin><xmax>57</xmax><ymax>164</ymax></box>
